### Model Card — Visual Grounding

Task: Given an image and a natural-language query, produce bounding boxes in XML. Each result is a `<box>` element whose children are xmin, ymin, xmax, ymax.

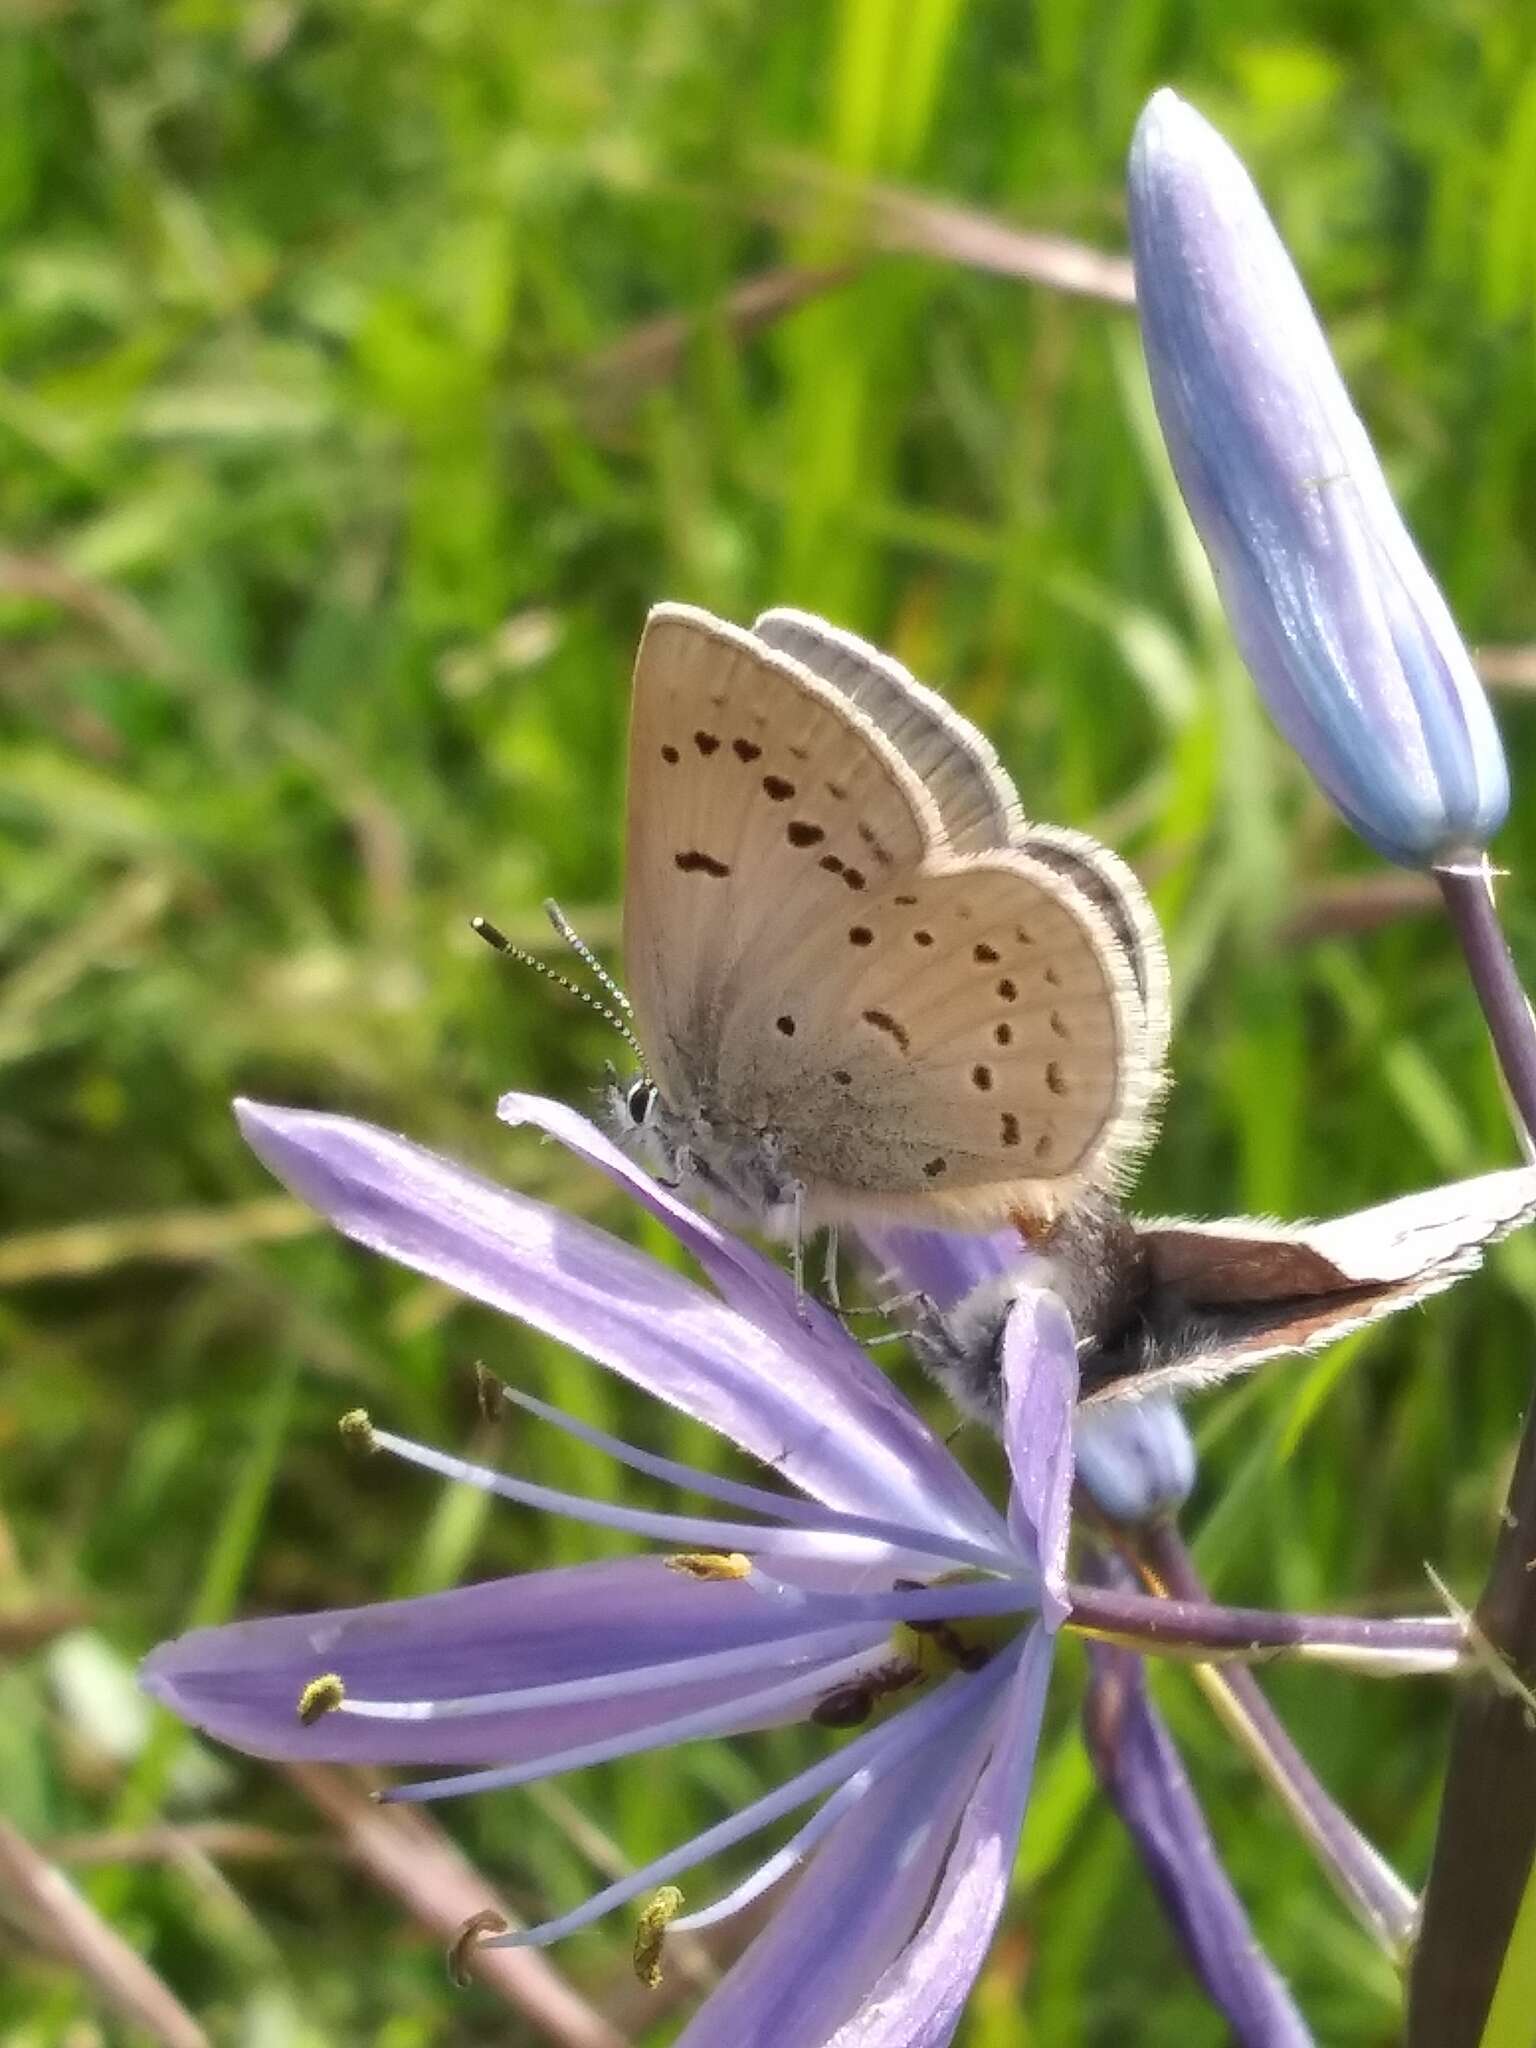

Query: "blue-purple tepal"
<box><xmin>1128</xmin><ymin>89</ymin><xmax>1508</xmax><ymax>869</ymax></box>
<box><xmin>1075</xmin><ymin>1394</ymin><xmax>1196</xmax><ymax>1526</ymax></box>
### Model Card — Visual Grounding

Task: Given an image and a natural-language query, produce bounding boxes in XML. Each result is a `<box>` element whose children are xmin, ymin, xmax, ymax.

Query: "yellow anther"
<box><xmin>664</xmin><ymin>1551</ymin><xmax>753</xmax><ymax>1582</ymax></box>
<box><xmin>297</xmin><ymin>1673</ymin><xmax>346</xmax><ymax>1724</ymax></box>
<box><xmin>448</xmin><ymin>1909</ymin><xmax>509</xmax><ymax>1987</ymax></box>
<box><xmin>338</xmin><ymin>1409</ymin><xmax>377</xmax><ymax>1453</ymax></box>
<box><xmin>633</xmin><ymin>1885</ymin><xmax>685</xmax><ymax>1989</ymax></box>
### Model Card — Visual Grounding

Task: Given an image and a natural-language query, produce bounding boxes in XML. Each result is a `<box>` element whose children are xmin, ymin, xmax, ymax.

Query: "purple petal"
<box><xmin>1084</xmin><ymin>1622</ymin><xmax>1315</xmax><ymax>2046</ymax></box>
<box><xmin>670</xmin><ymin>1672</ymin><xmax>1005</xmax><ymax>2048</ymax></box>
<box><xmin>140</xmin><ymin>1557</ymin><xmax>881</xmax><ymax>1766</ymax></box>
<box><xmin>859</xmin><ymin>1225</ymin><xmax>1030</xmax><ymax>1312</ymax></box>
<box><xmin>235</xmin><ymin>1099</ymin><xmax>1004</xmax><ymax>1545</ymax></box>
<box><xmin>486</xmin><ymin>1664</ymin><xmax>1008</xmax><ymax>1954</ymax></box>
<box><xmin>495</xmin><ymin>1094</ymin><xmax>1010</xmax><ymax>1546</ymax></box>
<box><xmin>999</xmin><ymin>1291</ymin><xmax>1078</xmax><ymax>1616</ymax></box>
<box><xmin>1129</xmin><ymin>89</ymin><xmax>1506</xmax><ymax>868</ymax></box>
<box><xmin>826</xmin><ymin>1628</ymin><xmax>1055</xmax><ymax>2048</ymax></box>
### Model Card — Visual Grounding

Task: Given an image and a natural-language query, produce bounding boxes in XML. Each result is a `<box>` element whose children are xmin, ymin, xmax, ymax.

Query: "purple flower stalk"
<box><xmin>1082</xmin><ymin>1569</ymin><xmax>1314</xmax><ymax>2048</ymax></box>
<box><xmin>1129</xmin><ymin>88</ymin><xmax>1508</xmax><ymax>869</ymax></box>
<box><xmin>144</xmin><ymin>1095</ymin><xmax>1077</xmax><ymax>2046</ymax></box>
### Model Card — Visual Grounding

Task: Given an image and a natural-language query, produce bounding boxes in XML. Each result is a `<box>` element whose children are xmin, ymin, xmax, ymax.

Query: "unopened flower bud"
<box><xmin>1129</xmin><ymin>88</ymin><xmax>1508</xmax><ymax>869</ymax></box>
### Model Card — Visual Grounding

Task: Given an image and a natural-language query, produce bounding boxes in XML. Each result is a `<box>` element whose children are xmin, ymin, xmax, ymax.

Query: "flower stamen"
<box><xmin>448</xmin><ymin>1909</ymin><xmax>509</xmax><ymax>1987</ymax></box>
<box><xmin>633</xmin><ymin>1885</ymin><xmax>684</xmax><ymax>1988</ymax></box>
<box><xmin>665</xmin><ymin>1551</ymin><xmax>753</xmax><ymax>1580</ymax></box>
<box><xmin>338</xmin><ymin>1409</ymin><xmax>378</xmax><ymax>1454</ymax></box>
<box><xmin>297</xmin><ymin>1673</ymin><xmax>345</xmax><ymax>1723</ymax></box>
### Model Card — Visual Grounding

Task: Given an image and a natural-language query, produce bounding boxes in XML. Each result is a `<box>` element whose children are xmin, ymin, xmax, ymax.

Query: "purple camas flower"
<box><xmin>143</xmin><ymin>1095</ymin><xmax>1076</xmax><ymax>2046</ymax></box>
<box><xmin>1129</xmin><ymin>88</ymin><xmax>1508</xmax><ymax>869</ymax></box>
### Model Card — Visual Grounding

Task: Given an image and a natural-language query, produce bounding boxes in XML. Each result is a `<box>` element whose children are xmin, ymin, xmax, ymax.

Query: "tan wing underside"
<box><xmin>707</xmin><ymin>848</ymin><xmax>1149</xmax><ymax>1226</ymax></box>
<box><xmin>625</xmin><ymin>606</ymin><xmax>942</xmax><ymax>1115</ymax></box>
<box><xmin>755</xmin><ymin>609</ymin><xmax>1171</xmax><ymax>1070</ymax></box>
<box><xmin>625</xmin><ymin>607</ymin><xmax>1145</xmax><ymax>1223</ymax></box>
<box><xmin>753</xmin><ymin>609</ymin><xmax>1022</xmax><ymax>854</ymax></box>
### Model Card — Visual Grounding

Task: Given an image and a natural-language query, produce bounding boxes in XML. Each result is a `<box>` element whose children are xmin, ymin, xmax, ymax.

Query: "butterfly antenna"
<box><xmin>470</xmin><ymin>915</ymin><xmax>644</xmax><ymax>1060</ymax></box>
<box><xmin>541</xmin><ymin>898</ymin><xmax>633</xmax><ymax>1015</ymax></box>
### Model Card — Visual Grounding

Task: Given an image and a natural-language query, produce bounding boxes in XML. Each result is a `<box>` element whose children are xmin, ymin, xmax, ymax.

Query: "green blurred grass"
<box><xmin>5</xmin><ymin>2</ymin><xmax>1536</xmax><ymax>2041</ymax></box>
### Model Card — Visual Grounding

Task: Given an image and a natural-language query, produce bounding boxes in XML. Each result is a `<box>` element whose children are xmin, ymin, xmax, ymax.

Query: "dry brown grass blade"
<box><xmin>0</xmin><ymin>1820</ymin><xmax>209</xmax><ymax>2048</ymax></box>
<box><xmin>1477</xmin><ymin>644</ymin><xmax>1536</xmax><ymax>689</ymax></box>
<box><xmin>856</xmin><ymin>180</ymin><xmax>1136</xmax><ymax>303</ymax></box>
<box><xmin>0</xmin><ymin>1194</ymin><xmax>315</xmax><ymax>1286</ymax></box>
<box><xmin>1278</xmin><ymin>873</ymin><xmax>1440</xmax><ymax>946</ymax></box>
<box><xmin>758</xmin><ymin>157</ymin><xmax>1136</xmax><ymax>305</ymax></box>
<box><xmin>0</xmin><ymin>1601</ymin><xmax>90</xmax><ymax>1654</ymax></box>
<box><xmin>579</xmin><ymin>262</ymin><xmax>855</xmax><ymax>405</ymax></box>
<box><xmin>47</xmin><ymin>1823</ymin><xmax>327</xmax><ymax>1868</ymax></box>
<box><xmin>284</xmin><ymin>1763</ymin><xmax>630</xmax><ymax>2048</ymax></box>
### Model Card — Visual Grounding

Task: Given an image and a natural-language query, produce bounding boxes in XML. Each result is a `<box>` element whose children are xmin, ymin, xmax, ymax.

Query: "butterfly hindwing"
<box><xmin>705</xmin><ymin>846</ymin><xmax>1148</xmax><ymax>1225</ymax></box>
<box><xmin>755</xmin><ymin>609</ymin><xmax>1171</xmax><ymax>1073</ymax></box>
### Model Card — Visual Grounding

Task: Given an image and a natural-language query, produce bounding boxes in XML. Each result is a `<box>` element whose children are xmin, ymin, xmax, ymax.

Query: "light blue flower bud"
<box><xmin>1129</xmin><ymin>89</ymin><xmax>1508</xmax><ymax>868</ymax></box>
<box><xmin>1074</xmin><ymin>1395</ymin><xmax>1196</xmax><ymax>1526</ymax></box>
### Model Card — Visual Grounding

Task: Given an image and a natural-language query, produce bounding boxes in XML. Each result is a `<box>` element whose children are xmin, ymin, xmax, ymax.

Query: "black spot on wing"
<box><xmin>787</xmin><ymin>821</ymin><xmax>825</xmax><ymax>848</ymax></box>
<box><xmin>675</xmin><ymin>850</ymin><xmax>731</xmax><ymax>877</ymax></box>
<box><xmin>862</xmin><ymin>1009</ymin><xmax>910</xmax><ymax>1054</ymax></box>
<box><xmin>733</xmin><ymin>737</ymin><xmax>762</xmax><ymax>762</ymax></box>
<box><xmin>763</xmin><ymin>775</ymin><xmax>795</xmax><ymax>801</ymax></box>
<box><xmin>694</xmin><ymin>730</ymin><xmax>720</xmax><ymax>755</ymax></box>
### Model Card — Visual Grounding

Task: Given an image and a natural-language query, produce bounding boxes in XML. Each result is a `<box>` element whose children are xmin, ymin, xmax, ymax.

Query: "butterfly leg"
<box><xmin>820</xmin><ymin>1227</ymin><xmax>843</xmax><ymax>1314</ymax></box>
<box><xmin>789</xmin><ymin>1185</ymin><xmax>811</xmax><ymax>1323</ymax></box>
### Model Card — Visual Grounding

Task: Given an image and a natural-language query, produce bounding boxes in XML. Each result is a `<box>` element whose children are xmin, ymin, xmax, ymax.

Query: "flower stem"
<box><xmin>1410</xmin><ymin>869</ymin><xmax>1536</xmax><ymax>2043</ymax></box>
<box><xmin>1435</xmin><ymin>863</ymin><xmax>1536</xmax><ymax>1140</ymax></box>
<box><xmin>1064</xmin><ymin>1578</ymin><xmax>1462</xmax><ymax>1670</ymax></box>
<box><xmin>1139</xmin><ymin>1523</ymin><xmax>1418</xmax><ymax>1959</ymax></box>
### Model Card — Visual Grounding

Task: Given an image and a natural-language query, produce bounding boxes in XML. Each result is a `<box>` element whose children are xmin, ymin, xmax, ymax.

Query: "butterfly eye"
<box><xmin>625</xmin><ymin>1078</ymin><xmax>659</xmax><ymax>1127</ymax></box>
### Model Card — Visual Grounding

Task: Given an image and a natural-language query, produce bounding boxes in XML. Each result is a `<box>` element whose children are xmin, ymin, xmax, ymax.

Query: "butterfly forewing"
<box><xmin>626</xmin><ymin>606</ymin><xmax>943</xmax><ymax>1117</ymax></box>
<box><xmin>1080</xmin><ymin>1165</ymin><xmax>1536</xmax><ymax>1404</ymax></box>
<box><xmin>753</xmin><ymin>609</ymin><xmax>1023</xmax><ymax>855</ymax></box>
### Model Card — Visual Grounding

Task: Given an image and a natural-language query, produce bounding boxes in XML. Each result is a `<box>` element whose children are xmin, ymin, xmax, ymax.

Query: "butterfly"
<box><xmin>890</xmin><ymin>1167</ymin><xmax>1536</xmax><ymax>1413</ymax></box>
<box><xmin>615</xmin><ymin>603</ymin><xmax>1170</xmax><ymax>1245</ymax></box>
